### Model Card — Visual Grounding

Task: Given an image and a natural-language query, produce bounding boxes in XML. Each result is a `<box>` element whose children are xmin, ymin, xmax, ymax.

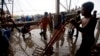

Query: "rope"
<box><xmin>24</xmin><ymin>0</ymin><xmax>37</xmax><ymax>11</ymax></box>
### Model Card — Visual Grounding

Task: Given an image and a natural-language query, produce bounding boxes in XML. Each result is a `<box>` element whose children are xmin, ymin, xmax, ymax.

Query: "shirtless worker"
<box><xmin>70</xmin><ymin>2</ymin><xmax>97</xmax><ymax>56</ymax></box>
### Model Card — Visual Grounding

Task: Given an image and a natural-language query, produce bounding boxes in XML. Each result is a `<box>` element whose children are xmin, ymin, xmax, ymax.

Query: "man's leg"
<box><xmin>75</xmin><ymin>37</ymin><xmax>95</xmax><ymax>56</ymax></box>
<box><xmin>43</xmin><ymin>28</ymin><xmax>47</xmax><ymax>40</ymax></box>
<box><xmin>75</xmin><ymin>29</ymin><xmax>79</xmax><ymax>38</ymax></box>
<box><xmin>95</xmin><ymin>30</ymin><xmax>100</xmax><ymax>44</ymax></box>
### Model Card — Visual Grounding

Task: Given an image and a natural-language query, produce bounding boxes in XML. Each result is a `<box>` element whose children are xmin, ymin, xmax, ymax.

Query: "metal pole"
<box><xmin>56</xmin><ymin>0</ymin><xmax>60</xmax><ymax>15</ymax></box>
<box><xmin>55</xmin><ymin>0</ymin><xmax>60</xmax><ymax>56</ymax></box>
<box><xmin>1</xmin><ymin>0</ymin><xmax>4</xmax><ymax>24</ymax></box>
<box><xmin>69</xmin><ymin>0</ymin><xmax>71</xmax><ymax>12</ymax></box>
<box><xmin>1</xmin><ymin>0</ymin><xmax>4</xmax><ymax>15</ymax></box>
<box><xmin>12</xmin><ymin>0</ymin><xmax>14</xmax><ymax>16</ymax></box>
<box><xmin>56</xmin><ymin>0</ymin><xmax>60</xmax><ymax>48</ymax></box>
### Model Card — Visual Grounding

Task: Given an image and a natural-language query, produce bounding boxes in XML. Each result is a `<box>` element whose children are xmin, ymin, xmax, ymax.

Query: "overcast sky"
<box><xmin>3</xmin><ymin>0</ymin><xmax>100</xmax><ymax>16</ymax></box>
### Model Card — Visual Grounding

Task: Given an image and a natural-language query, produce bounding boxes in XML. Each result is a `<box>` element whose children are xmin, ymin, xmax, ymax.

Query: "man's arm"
<box><xmin>77</xmin><ymin>20</ymin><xmax>82</xmax><ymax>24</ymax></box>
<box><xmin>71</xmin><ymin>20</ymin><xmax>85</xmax><ymax>32</ymax></box>
<box><xmin>37</xmin><ymin>18</ymin><xmax>43</xmax><ymax>25</ymax></box>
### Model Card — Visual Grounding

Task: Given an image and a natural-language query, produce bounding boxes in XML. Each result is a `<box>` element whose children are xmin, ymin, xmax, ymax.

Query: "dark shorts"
<box><xmin>75</xmin><ymin>37</ymin><xmax>95</xmax><ymax>56</ymax></box>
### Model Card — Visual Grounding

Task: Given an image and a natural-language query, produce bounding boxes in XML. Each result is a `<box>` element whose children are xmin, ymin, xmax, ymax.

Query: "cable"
<box><xmin>4</xmin><ymin>0</ymin><xmax>11</xmax><ymax>15</ymax></box>
<box><xmin>60</xmin><ymin>2</ymin><xmax>68</xmax><ymax>11</ymax></box>
<box><xmin>74</xmin><ymin>0</ymin><xmax>79</xmax><ymax>8</ymax></box>
<box><xmin>24</xmin><ymin>0</ymin><xmax>37</xmax><ymax>11</ymax></box>
<box><xmin>66</xmin><ymin>0</ymin><xmax>69</xmax><ymax>11</ymax></box>
<box><xmin>15</xmin><ymin>0</ymin><xmax>24</xmax><ymax>14</ymax></box>
<box><xmin>69</xmin><ymin>0</ymin><xmax>71</xmax><ymax>11</ymax></box>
